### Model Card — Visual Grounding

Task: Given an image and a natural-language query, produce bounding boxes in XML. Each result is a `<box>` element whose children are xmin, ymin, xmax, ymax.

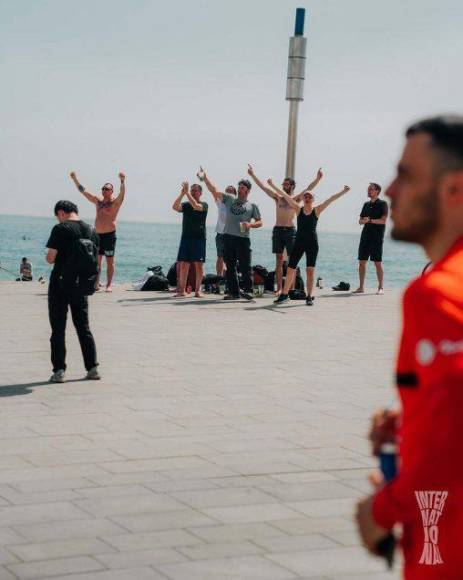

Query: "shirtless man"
<box><xmin>247</xmin><ymin>165</ymin><xmax>323</xmax><ymax>294</ymax></box>
<box><xmin>70</xmin><ymin>171</ymin><xmax>125</xmax><ymax>292</ymax></box>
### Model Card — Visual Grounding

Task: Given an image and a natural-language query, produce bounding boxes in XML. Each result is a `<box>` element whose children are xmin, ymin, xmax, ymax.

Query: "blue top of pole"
<box><xmin>294</xmin><ymin>8</ymin><xmax>305</xmax><ymax>36</ymax></box>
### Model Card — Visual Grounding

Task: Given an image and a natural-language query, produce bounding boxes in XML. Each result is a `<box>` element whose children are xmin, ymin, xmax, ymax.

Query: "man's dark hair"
<box><xmin>406</xmin><ymin>115</ymin><xmax>463</xmax><ymax>171</ymax></box>
<box><xmin>238</xmin><ymin>179</ymin><xmax>252</xmax><ymax>191</ymax></box>
<box><xmin>283</xmin><ymin>177</ymin><xmax>296</xmax><ymax>188</ymax></box>
<box><xmin>191</xmin><ymin>183</ymin><xmax>203</xmax><ymax>192</ymax></box>
<box><xmin>22</xmin><ymin>257</ymin><xmax>27</xmax><ymax>262</ymax></box>
<box><xmin>369</xmin><ymin>182</ymin><xmax>382</xmax><ymax>193</ymax></box>
<box><xmin>226</xmin><ymin>185</ymin><xmax>237</xmax><ymax>195</ymax></box>
<box><xmin>54</xmin><ymin>200</ymin><xmax>79</xmax><ymax>215</ymax></box>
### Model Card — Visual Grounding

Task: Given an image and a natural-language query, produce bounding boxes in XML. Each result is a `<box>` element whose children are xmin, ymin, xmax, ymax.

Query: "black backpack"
<box><xmin>60</xmin><ymin>222</ymin><xmax>98</xmax><ymax>296</ymax></box>
<box><xmin>141</xmin><ymin>273</ymin><xmax>169</xmax><ymax>291</ymax></box>
<box><xmin>167</xmin><ymin>263</ymin><xmax>177</xmax><ymax>287</ymax></box>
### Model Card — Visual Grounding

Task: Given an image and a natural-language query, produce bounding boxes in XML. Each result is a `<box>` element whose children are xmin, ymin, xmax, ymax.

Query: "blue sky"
<box><xmin>1</xmin><ymin>0</ymin><xmax>461</xmax><ymax>231</ymax></box>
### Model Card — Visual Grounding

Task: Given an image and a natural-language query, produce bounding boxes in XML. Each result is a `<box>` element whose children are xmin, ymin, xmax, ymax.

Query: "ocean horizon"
<box><xmin>0</xmin><ymin>214</ymin><xmax>426</xmax><ymax>288</ymax></box>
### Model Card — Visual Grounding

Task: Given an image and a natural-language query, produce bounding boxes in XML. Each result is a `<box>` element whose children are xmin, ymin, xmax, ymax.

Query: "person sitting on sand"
<box><xmin>172</xmin><ymin>182</ymin><xmax>208</xmax><ymax>298</ymax></box>
<box><xmin>272</xmin><ymin>181</ymin><xmax>350</xmax><ymax>306</ymax></box>
<box><xmin>70</xmin><ymin>171</ymin><xmax>126</xmax><ymax>293</ymax></box>
<box><xmin>19</xmin><ymin>257</ymin><xmax>33</xmax><ymax>281</ymax></box>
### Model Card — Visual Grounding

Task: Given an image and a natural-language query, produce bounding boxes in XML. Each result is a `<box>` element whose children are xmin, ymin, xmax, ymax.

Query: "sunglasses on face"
<box><xmin>102</xmin><ymin>187</ymin><xmax>112</xmax><ymax>191</ymax></box>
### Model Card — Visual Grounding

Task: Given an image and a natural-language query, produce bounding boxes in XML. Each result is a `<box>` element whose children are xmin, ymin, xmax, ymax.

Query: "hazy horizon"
<box><xmin>2</xmin><ymin>0</ymin><xmax>461</xmax><ymax>233</ymax></box>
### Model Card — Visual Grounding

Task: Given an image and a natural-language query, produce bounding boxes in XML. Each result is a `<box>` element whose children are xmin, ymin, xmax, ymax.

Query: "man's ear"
<box><xmin>439</xmin><ymin>170</ymin><xmax>463</xmax><ymax>206</ymax></box>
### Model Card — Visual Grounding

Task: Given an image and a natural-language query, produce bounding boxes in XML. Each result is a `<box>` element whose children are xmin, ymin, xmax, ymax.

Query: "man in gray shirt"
<box><xmin>199</xmin><ymin>169</ymin><xmax>263</xmax><ymax>300</ymax></box>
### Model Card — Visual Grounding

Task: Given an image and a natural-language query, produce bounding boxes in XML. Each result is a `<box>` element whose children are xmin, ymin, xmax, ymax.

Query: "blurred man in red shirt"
<box><xmin>356</xmin><ymin>116</ymin><xmax>463</xmax><ymax>579</ymax></box>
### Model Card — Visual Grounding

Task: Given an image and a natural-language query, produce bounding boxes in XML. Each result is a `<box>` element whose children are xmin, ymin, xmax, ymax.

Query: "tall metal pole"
<box><xmin>285</xmin><ymin>8</ymin><xmax>307</xmax><ymax>180</ymax></box>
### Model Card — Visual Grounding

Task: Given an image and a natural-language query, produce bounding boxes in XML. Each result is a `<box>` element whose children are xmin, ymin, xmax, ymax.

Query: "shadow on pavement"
<box><xmin>0</xmin><ymin>379</ymin><xmax>87</xmax><ymax>398</ymax></box>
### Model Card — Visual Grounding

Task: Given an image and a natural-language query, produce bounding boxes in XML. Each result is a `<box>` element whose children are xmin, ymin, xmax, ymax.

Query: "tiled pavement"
<box><xmin>0</xmin><ymin>282</ymin><xmax>402</xmax><ymax>579</ymax></box>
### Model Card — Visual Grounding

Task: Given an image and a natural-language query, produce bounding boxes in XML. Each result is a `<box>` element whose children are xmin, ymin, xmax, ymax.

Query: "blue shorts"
<box><xmin>177</xmin><ymin>237</ymin><xmax>206</xmax><ymax>263</ymax></box>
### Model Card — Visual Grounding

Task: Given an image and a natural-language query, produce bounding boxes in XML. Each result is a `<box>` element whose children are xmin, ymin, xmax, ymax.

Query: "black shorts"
<box><xmin>272</xmin><ymin>226</ymin><xmax>296</xmax><ymax>255</ymax></box>
<box><xmin>98</xmin><ymin>231</ymin><xmax>117</xmax><ymax>257</ymax></box>
<box><xmin>177</xmin><ymin>236</ymin><xmax>206</xmax><ymax>263</ymax></box>
<box><xmin>288</xmin><ymin>238</ymin><xmax>319</xmax><ymax>269</ymax></box>
<box><xmin>215</xmin><ymin>233</ymin><xmax>226</xmax><ymax>258</ymax></box>
<box><xmin>358</xmin><ymin>236</ymin><xmax>384</xmax><ymax>262</ymax></box>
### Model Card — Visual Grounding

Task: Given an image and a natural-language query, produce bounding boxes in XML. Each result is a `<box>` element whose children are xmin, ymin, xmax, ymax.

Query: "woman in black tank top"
<box><xmin>273</xmin><ymin>184</ymin><xmax>350</xmax><ymax>305</ymax></box>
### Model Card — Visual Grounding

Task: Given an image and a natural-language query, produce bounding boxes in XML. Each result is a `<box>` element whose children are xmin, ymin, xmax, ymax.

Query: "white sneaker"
<box><xmin>49</xmin><ymin>369</ymin><xmax>65</xmax><ymax>383</ymax></box>
<box><xmin>376</xmin><ymin>288</ymin><xmax>384</xmax><ymax>295</ymax></box>
<box><xmin>86</xmin><ymin>366</ymin><xmax>101</xmax><ymax>380</ymax></box>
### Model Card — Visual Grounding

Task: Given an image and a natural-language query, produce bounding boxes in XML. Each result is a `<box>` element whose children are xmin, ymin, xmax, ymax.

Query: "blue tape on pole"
<box><xmin>295</xmin><ymin>8</ymin><xmax>305</xmax><ymax>36</ymax></box>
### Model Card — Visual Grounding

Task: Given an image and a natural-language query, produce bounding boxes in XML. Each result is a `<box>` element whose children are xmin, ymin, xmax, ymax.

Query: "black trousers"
<box><xmin>223</xmin><ymin>234</ymin><xmax>252</xmax><ymax>295</ymax></box>
<box><xmin>48</xmin><ymin>281</ymin><xmax>98</xmax><ymax>372</ymax></box>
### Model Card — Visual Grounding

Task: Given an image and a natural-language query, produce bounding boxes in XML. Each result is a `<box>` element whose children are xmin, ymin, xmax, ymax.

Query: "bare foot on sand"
<box><xmin>105</xmin><ymin>286</ymin><xmax>113</xmax><ymax>293</ymax></box>
<box><xmin>352</xmin><ymin>288</ymin><xmax>365</xmax><ymax>294</ymax></box>
<box><xmin>173</xmin><ymin>293</ymin><xmax>186</xmax><ymax>298</ymax></box>
<box><xmin>194</xmin><ymin>292</ymin><xmax>204</xmax><ymax>298</ymax></box>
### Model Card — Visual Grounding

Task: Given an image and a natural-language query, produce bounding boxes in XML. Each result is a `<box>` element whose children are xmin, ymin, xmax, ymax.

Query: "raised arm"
<box><xmin>267</xmin><ymin>178</ymin><xmax>300</xmax><ymax>210</ymax></box>
<box><xmin>70</xmin><ymin>172</ymin><xmax>99</xmax><ymax>204</ymax></box>
<box><xmin>247</xmin><ymin>165</ymin><xmax>278</xmax><ymax>200</ymax></box>
<box><xmin>294</xmin><ymin>167</ymin><xmax>324</xmax><ymax>202</ymax></box>
<box><xmin>114</xmin><ymin>172</ymin><xmax>126</xmax><ymax>208</ymax></box>
<box><xmin>197</xmin><ymin>167</ymin><xmax>223</xmax><ymax>202</ymax></box>
<box><xmin>184</xmin><ymin>185</ymin><xmax>205</xmax><ymax>211</ymax></box>
<box><xmin>172</xmin><ymin>182</ymin><xmax>188</xmax><ymax>212</ymax></box>
<box><xmin>315</xmin><ymin>185</ymin><xmax>350</xmax><ymax>217</ymax></box>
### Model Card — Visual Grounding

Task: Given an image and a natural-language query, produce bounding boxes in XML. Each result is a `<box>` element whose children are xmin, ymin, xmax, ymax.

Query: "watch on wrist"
<box><xmin>78</xmin><ymin>185</ymin><xmax>85</xmax><ymax>193</ymax></box>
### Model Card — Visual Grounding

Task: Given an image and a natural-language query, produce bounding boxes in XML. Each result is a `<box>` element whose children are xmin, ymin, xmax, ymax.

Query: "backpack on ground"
<box><xmin>60</xmin><ymin>222</ymin><xmax>98</xmax><ymax>296</ymax></box>
<box><xmin>253</xmin><ymin>265</ymin><xmax>269</xmax><ymax>286</ymax></box>
<box><xmin>167</xmin><ymin>263</ymin><xmax>177</xmax><ymax>286</ymax></box>
<box><xmin>141</xmin><ymin>273</ymin><xmax>169</xmax><ymax>291</ymax></box>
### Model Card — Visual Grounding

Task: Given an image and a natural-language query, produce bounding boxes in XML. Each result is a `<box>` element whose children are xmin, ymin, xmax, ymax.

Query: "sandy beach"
<box><xmin>0</xmin><ymin>282</ymin><xmax>402</xmax><ymax>579</ymax></box>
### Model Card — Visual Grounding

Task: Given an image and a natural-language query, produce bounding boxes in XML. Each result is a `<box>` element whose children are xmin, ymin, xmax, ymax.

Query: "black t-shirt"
<box><xmin>360</xmin><ymin>199</ymin><xmax>388</xmax><ymax>239</ymax></box>
<box><xmin>181</xmin><ymin>201</ymin><xmax>208</xmax><ymax>239</ymax></box>
<box><xmin>46</xmin><ymin>220</ymin><xmax>99</xmax><ymax>278</ymax></box>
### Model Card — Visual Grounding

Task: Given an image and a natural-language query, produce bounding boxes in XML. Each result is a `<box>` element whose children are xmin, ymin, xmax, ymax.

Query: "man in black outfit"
<box><xmin>354</xmin><ymin>183</ymin><xmax>388</xmax><ymax>295</ymax></box>
<box><xmin>46</xmin><ymin>200</ymin><xmax>100</xmax><ymax>383</ymax></box>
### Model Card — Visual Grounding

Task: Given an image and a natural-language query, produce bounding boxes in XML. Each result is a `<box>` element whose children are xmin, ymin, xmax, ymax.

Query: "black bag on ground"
<box><xmin>60</xmin><ymin>222</ymin><xmax>98</xmax><ymax>296</ymax></box>
<box><xmin>253</xmin><ymin>265</ymin><xmax>269</xmax><ymax>285</ymax></box>
<box><xmin>265</xmin><ymin>271</ymin><xmax>276</xmax><ymax>292</ymax></box>
<box><xmin>289</xmin><ymin>289</ymin><xmax>307</xmax><ymax>300</ymax></box>
<box><xmin>147</xmin><ymin>265</ymin><xmax>164</xmax><ymax>276</ymax></box>
<box><xmin>294</xmin><ymin>267</ymin><xmax>305</xmax><ymax>291</ymax></box>
<box><xmin>203</xmin><ymin>274</ymin><xmax>224</xmax><ymax>293</ymax></box>
<box><xmin>167</xmin><ymin>263</ymin><xmax>177</xmax><ymax>286</ymax></box>
<box><xmin>141</xmin><ymin>274</ymin><xmax>169</xmax><ymax>291</ymax></box>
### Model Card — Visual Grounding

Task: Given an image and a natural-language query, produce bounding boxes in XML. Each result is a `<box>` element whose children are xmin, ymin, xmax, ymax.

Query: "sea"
<box><xmin>0</xmin><ymin>214</ymin><xmax>426</xmax><ymax>288</ymax></box>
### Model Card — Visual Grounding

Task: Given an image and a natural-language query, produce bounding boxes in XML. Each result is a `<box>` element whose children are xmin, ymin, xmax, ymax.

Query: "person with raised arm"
<box><xmin>197</xmin><ymin>167</ymin><xmax>237</xmax><ymax>276</ymax></box>
<box><xmin>172</xmin><ymin>181</ymin><xmax>208</xmax><ymax>297</ymax></box>
<box><xmin>70</xmin><ymin>171</ymin><xmax>126</xmax><ymax>292</ymax></box>
<box><xmin>198</xmin><ymin>167</ymin><xmax>262</xmax><ymax>301</ymax></box>
<box><xmin>272</xmin><ymin>182</ymin><xmax>350</xmax><ymax>306</ymax></box>
<box><xmin>247</xmin><ymin>165</ymin><xmax>323</xmax><ymax>294</ymax></box>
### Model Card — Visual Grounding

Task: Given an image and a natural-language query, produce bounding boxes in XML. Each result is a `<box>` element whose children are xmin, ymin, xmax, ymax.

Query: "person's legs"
<box><xmin>374</xmin><ymin>261</ymin><xmax>384</xmax><ymax>291</ymax></box>
<box><xmin>306</xmin><ymin>267</ymin><xmax>315</xmax><ymax>298</ymax></box>
<box><xmin>275</xmin><ymin>253</ymin><xmax>284</xmax><ymax>294</ymax></box>
<box><xmin>282</xmin><ymin>267</ymin><xmax>297</xmax><ymax>294</ymax></box>
<box><xmin>175</xmin><ymin>261</ymin><xmax>189</xmax><ymax>296</ymax></box>
<box><xmin>194</xmin><ymin>262</ymin><xmax>204</xmax><ymax>296</ymax></box>
<box><xmin>106</xmin><ymin>256</ymin><xmax>115</xmax><ymax>291</ymax></box>
<box><xmin>70</xmin><ymin>295</ymin><xmax>98</xmax><ymax>371</ymax></box>
<box><xmin>215</xmin><ymin>234</ymin><xmax>225</xmax><ymax>276</ymax></box>
<box><xmin>96</xmin><ymin>255</ymin><xmax>103</xmax><ymax>290</ymax></box>
<box><xmin>236</xmin><ymin>237</ymin><xmax>252</xmax><ymax>294</ymax></box>
<box><xmin>48</xmin><ymin>285</ymin><xmax>68</xmax><ymax>373</ymax></box>
<box><xmin>354</xmin><ymin>260</ymin><xmax>367</xmax><ymax>293</ymax></box>
<box><xmin>223</xmin><ymin>235</ymin><xmax>239</xmax><ymax>296</ymax></box>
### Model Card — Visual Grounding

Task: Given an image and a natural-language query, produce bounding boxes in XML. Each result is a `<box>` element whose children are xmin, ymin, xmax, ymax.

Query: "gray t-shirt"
<box><xmin>222</xmin><ymin>193</ymin><xmax>261</xmax><ymax>238</ymax></box>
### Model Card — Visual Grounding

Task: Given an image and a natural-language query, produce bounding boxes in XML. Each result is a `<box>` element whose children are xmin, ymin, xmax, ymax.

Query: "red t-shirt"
<box><xmin>373</xmin><ymin>237</ymin><xmax>463</xmax><ymax>579</ymax></box>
